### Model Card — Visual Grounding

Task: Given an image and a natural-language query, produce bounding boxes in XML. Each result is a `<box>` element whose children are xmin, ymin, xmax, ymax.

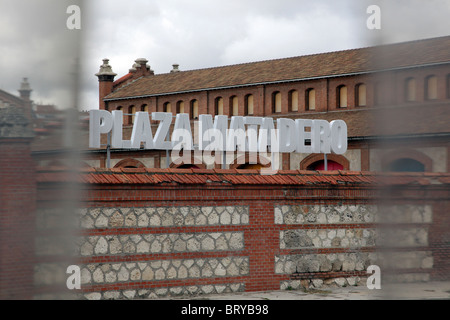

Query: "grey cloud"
<box><xmin>2</xmin><ymin>1</ymin><xmax>449</xmax><ymax>111</ymax></box>
<box><xmin>360</xmin><ymin>0</ymin><xmax>450</xmax><ymax>44</ymax></box>
<box><xmin>0</xmin><ymin>0</ymin><xmax>83</xmax><ymax>109</ymax></box>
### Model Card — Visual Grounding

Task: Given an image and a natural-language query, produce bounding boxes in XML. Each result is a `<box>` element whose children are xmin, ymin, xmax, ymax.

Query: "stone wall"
<box><xmin>34</xmin><ymin>205</ymin><xmax>250</xmax><ymax>299</ymax></box>
<box><xmin>33</xmin><ymin>170</ymin><xmax>450</xmax><ymax>299</ymax></box>
<box><xmin>274</xmin><ymin>204</ymin><xmax>434</xmax><ymax>289</ymax></box>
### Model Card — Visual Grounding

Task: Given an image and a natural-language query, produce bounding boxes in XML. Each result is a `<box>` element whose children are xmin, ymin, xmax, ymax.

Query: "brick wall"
<box><xmin>0</xmin><ymin>106</ymin><xmax>36</xmax><ymax>299</ymax></box>
<box><xmin>0</xmin><ymin>140</ymin><xmax>37</xmax><ymax>299</ymax></box>
<box><xmin>32</xmin><ymin>169</ymin><xmax>450</xmax><ymax>299</ymax></box>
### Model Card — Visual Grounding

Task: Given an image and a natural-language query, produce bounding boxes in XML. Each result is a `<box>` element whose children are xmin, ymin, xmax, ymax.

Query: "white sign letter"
<box><xmin>226</xmin><ymin>117</ymin><xmax>246</xmax><ymax>152</ymax></box>
<box><xmin>277</xmin><ymin>118</ymin><xmax>296</xmax><ymax>153</ymax></box>
<box><xmin>89</xmin><ymin>110</ymin><xmax>113</xmax><ymax>148</ymax></box>
<box><xmin>312</xmin><ymin>120</ymin><xmax>331</xmax><ymax>154</ymax></box>
<box><xmin>131</xmin><ymin>112</ymin><xmax>154</xmax><ymax>149</ymax></box>
<box><xmin>152</xmin><ymin>112</ymin><xmax>173</xmax><ymax>150</ymax></box>
<box><xmin>295</xmin><ymin>119</ymin><xmax>313</xmax><ymax>154</ymax></box>
<box><xmin>330</xmin><ymin>120</ymin><xmax>348</xmax><ymax>155</ymax></box>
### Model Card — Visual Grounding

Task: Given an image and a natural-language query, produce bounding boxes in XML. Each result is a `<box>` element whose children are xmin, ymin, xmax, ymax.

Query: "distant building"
<box><xmin>0</xmin><ymin>78</ymin><xmax>33</xmax><ymax>122</ymax></box>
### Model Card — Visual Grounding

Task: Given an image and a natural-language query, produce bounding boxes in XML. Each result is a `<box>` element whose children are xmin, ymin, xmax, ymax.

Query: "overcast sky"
<box><xmin>1</xmin><ymin>0</ymin><xmax>450</xmax><ymax>111</ymax></box>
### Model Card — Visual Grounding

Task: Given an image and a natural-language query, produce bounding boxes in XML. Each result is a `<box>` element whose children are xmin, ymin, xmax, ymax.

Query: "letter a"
<box><xmin>366</xmin><ymin>5</ymin><xmax>381</xmax><ymax>30</ymax></box>
<box><xmin>66</xmin><ymin>265</ymin><xmax>81</xmax><ymax>290</ymax></box>
<box><xmin>367</xmin><ymin>265</ymin><xmax>381</xmax><ymax>290</ymax></box>
<box><xmin>66</xmin><ymin>5</ymin><xmax>81</xmax><ymax>30</ymax></box>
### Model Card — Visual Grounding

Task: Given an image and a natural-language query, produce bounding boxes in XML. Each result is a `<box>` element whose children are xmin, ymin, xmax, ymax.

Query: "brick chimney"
<box><xmin>133</xmin><ymin>58</ymin><xmax>154</xmax><ymax>77</ymax></box>
<box><xmin>95</xmin><ymin>59</ymin><xmax>117</xmax><ymax>110</ymax></box>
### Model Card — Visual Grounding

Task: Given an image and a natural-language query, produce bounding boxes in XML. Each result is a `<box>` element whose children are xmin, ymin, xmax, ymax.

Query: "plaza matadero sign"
<box><xmin>89</xmin><ymin>110</ymin><xmax>348</xmax><ymax>156</ymax></box>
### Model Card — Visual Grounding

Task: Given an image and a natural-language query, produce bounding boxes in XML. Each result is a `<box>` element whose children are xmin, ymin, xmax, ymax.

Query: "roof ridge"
<box><xmin>142</xmin><ymin>35</ymin><xmax>450</xmax><ymax>76</ymax></box>
<box><xmin>151</xmin><ymin>47</ymin><xmax>366</xmax><ymax>77</ymax></box>
<box><xmin>0</xmin><ymin>88</ymin><xmax>26</xmax><ymax>104</ymax></box>
<box><xmin>105</xmin><ymin>76</ymin><xmax>145</xmax><ymax>98</ymax></box>
<box><xmin>104</xmin><ymin>35</ymin><xmax>450</xmax><ymax>100</ymax></box>
<box><xmin>36</xmin><ymin>168</ymin><xmax>450</xmax><ymax>186</ymax></box>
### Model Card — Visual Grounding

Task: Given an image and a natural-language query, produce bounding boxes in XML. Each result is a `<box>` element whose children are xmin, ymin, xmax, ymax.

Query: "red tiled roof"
<box><xmin>105</xmin><ymin>36</ymin><xmax>450</xmax><ymax>100</ymax></box>
<box><xmin>36</xmin><ymin>167</ymin><xmax>450</xmax><ymax>186</ymax></box>
<box><xmin>113</xmin><ymin>73</ymin><xmax>134</xmax><ymax>90</ymax></box>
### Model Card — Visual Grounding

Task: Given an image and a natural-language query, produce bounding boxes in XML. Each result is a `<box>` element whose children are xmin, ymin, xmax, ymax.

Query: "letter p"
<box><xmin>89</xmin><ymin>110</ymin><xmax>113</xmax><ymax>148</ymax></box>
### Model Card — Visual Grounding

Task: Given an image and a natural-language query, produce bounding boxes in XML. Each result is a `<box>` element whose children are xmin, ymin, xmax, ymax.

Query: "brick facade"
<box><xmin>88</xmin><ymin>37</ymin><xmax>450</xmax><ymax>173</ymax></box>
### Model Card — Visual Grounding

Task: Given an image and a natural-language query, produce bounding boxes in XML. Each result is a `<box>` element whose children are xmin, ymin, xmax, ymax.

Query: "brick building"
<box><xmin>82</xmin><ymin>36</ymin><xmax>450</xmax><ymax>173</ymax></box>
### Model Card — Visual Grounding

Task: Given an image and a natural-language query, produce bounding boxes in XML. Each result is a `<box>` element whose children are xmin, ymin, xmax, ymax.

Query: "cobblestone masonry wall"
<box><xmin>33</xmin><ymin>177</ymin><xmax>449</xmax><ymax>299</ymax></box>
<box><xmin>35</xmin><ymin>206</ymin><xmax>250</xmax><ymax>299</ymax></box>
<box><xmin>276</xmin><ymin>204</ymin><xmax>434</xmax><ymax>289</ymax></box>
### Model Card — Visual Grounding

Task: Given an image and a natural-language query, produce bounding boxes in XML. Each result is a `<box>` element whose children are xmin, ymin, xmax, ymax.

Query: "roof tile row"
<box><xmin>105</xmin><ymin>36</ymin><xmax>450</xmax><ymax>100</ymax></box>
<box><xmin>35</xmin><ymin>167</ymin><xmax>450</xmax><ymax>186</ymax></box>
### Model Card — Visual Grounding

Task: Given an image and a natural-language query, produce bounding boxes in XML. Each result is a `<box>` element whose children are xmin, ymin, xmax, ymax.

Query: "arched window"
<box><xmin>356</xmin><ymin>83</ymin><xmax>367</xmax><ymax>107</ymax></box>
<box><xmin>236</xmin><ymin>163</ymin><xmax>266</xmax><ymax>170</ymax></box>
<box><xmin>141</xmin><ymin>104</ymin><xmax>148</xmax><ymax>112</ymax></box>
<box><xmin>381</xmin><ymin>149</ymin><xmax>432</xmax><ymax>172</ymax></box>
<box><xmin>245</xmin><ymin>94</ymin><xmax>254</xmax><ymax>116</ymax></box>
<box><xmin>176</xmin><ymin>101</ymin><xmax>185</xmax><ymax>114</ymax></box>
<box><xmin>114</xmin><ymin>158</ymin><xmax>146</xmax><ymax>169</ymax></box>
<box><xmin>405</xmin><ymin>78</ymin><xmax>416</xmax><ymax>102</ymax></box>
<box><xmin>129</xmin><ymin>106</ymin><xmax>136</xmax><ymax>124</ymax></box>
<box><xmin>387</xmin><ymin>158</ymin><xmax>425</xmax><ymax>172</ymax></box>
<box><xmin>307</xmin><ymin>160</ymin><xmax>344</xmax><ymax>171</ymax></box>
<box><xmin>272</xmin><ymin>91</ymin><xmax>281</xmax><ymax>113</ymax></box>
<box><xmin>288</xmin><ymin>90</ymin><xmax>299</xmax><ymax>112</ymax></box>
<box><xmin>230</xmin><ymin>96</ymin><xmax>239</xmax><ymax>116</ymax></box>
<box><xmin>215</xmin><ymin>97</ymin><xmax>224</xmax><ymax>115</ymax></box>
<box><xmin>229</xmin><ymin>155</ymin><xmax>271</xmax><ymax>170</ymax></box>
<box><xmin>175</xmin><ymin>164</ymin><xmax>201</xmax><ymax>169</ymax></box>
<box><xmin>163</xmin><ymin>102</ymin><xmax>172</xmax><ymax>113</ymax></box>
<box><xmin>425</xmin><ymin>75</ymin><xmax>438</xmax><ymax>100</ymax></box>
<box><xmin>190</xmin><ymin>99</ymin><xmax>199</xmax><ymax>119</ymax></box>
<box><xmin>300</xmin><ymin>154</ymin><xmax>350</xmax><ymax>171</ymax></box>
<box><xmin>169</xmin><ymin>157</ymin><xmax>206</xmax><ymax>169</ymax></box>
<box><xmin>337</xmin><ymin>85</ymin><xmax>348</xmax><ymax>108</ymax></box>
<box><xmin>306</xmin><ymin>88</ymin><xmax>316</xmax><ymax>111</ymax></box>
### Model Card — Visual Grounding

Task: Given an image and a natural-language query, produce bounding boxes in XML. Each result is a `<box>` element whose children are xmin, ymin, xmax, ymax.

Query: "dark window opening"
<box><xmin>176</xmin><ymin>164</ymin><xmax>200</xmax><ymax>169</ymax></box>
<box><xmin>387</xmin><ymin>158</ymin><xmax>425</xmax><ymax>172</ymax></box>
<box><xmin>307</xmin><ymin>160</ymin><xmax>344</xmax><ymax>171</ymax></box>
<box><xmin>236</xmin><ymin>163</ymin><xmax>264</xmax><ymax>170</ymax></box>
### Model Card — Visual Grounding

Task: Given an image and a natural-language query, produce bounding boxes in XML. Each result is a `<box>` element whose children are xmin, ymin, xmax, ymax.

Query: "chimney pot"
<box><xmin>95</xmin><ymin>58</ymin><xmax>117</xmax><ymax>78</ymax></box>
<box><xmin>171</xmin><ymin>64</ymin><xmax>180</xmax><ymax>73</ymax></box>
<box><xmin>96</xmin><ymin>59</ymin><xmax>116</xmax><ymax>110</ymax></box>
<box><xmin>135</xmin><ymin>58</ymin><xmax>149</xmax><ymax>67</ymax></box>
